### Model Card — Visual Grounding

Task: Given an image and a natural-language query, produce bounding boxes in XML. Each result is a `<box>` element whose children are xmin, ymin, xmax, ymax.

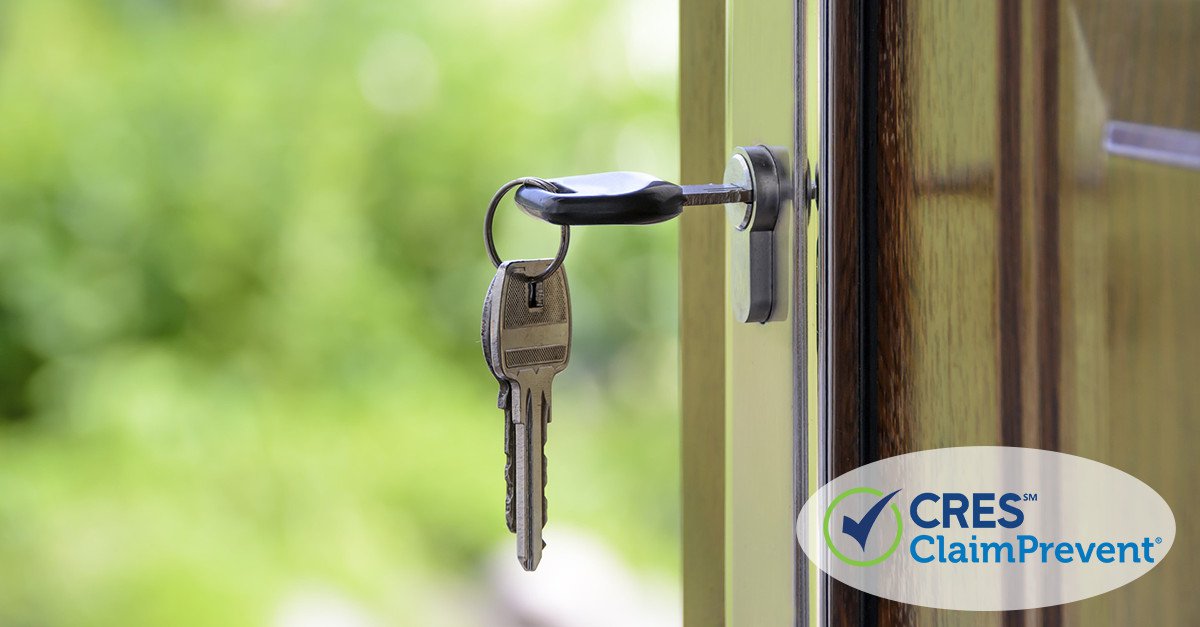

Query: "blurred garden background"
<box><xmin>0</xmin><ymin>0</ymin><xmax>681</xmax><ymax>624</ymax></box>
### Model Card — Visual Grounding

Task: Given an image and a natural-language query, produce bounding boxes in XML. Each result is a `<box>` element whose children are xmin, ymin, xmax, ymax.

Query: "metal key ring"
<box><xmin>484</xmin><ymin>177</ymin><xmax>570</xmax><ymax>282</ymax></box>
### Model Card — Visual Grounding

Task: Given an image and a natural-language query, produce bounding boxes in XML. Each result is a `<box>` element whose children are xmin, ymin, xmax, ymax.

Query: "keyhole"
<box><xmin>527</xmin><ymin>281</ymin><xmax>544</xmax><ymax>310</ymax></box>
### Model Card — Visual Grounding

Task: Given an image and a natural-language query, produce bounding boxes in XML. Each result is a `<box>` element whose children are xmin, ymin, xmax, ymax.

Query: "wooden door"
<box><xmin>820</xmin><ymin>1</ymin><xmax>1200</xmax><ymax>625</ymax></box>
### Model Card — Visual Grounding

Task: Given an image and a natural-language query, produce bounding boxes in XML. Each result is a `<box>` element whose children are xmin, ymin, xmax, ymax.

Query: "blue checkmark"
<box><xmin>842</xmin><ymin>489</ymin><xmax>901</xmax><ymax>551</ymax></box>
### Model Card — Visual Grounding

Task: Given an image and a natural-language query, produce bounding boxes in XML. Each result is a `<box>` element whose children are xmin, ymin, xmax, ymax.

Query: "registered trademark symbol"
<box><xmin>1156</xmin><ymin>537</ymin><xmax>1163</xmax><ymax>544</ymax></box>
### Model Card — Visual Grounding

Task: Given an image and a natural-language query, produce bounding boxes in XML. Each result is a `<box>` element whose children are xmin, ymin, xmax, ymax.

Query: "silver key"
<box><xmin>481</xmin><ymin>268</ymin><xmax>517</xmax><ymax>533</ymax></box>
<box><xmin>485</xmin><ymin>258</ymin><xmax>571</xmax><ymax>571</ymax></box>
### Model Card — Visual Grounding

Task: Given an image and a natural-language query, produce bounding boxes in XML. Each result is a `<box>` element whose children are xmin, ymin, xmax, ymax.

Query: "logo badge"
<box><xmin>796</xmin><ymin>447</ymin><xmax>1175</xmax><ymax>611</ymax></box>
<box><xmin>824</xmin><ymin>487</ymin><xmax>903</xmax><ymax>566</ymax></box>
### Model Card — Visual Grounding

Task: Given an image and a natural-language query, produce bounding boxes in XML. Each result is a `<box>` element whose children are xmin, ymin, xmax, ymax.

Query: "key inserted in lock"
<box><xmin>724</xmin><ymin>145</ymin><xmax>788</xmax><ymax>323</ymax></box>
<box><xmin>510</xmin><ymin>144</ymin><xmax>789</xmax><ymax>323</ymax></box>
<box><xmin>514</xmin><ymin>172</ymin><xmax>753</xmax><ymax>225</ymax></box>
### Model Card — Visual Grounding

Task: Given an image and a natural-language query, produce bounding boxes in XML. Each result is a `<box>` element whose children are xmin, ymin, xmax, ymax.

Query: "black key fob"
<box><xmin>514</xmin><ymin>172</ymin><xmax>686</xmax><ymax>226</ymax></box>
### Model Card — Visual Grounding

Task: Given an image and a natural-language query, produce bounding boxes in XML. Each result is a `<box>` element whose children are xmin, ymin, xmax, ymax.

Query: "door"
<box><xmin>682</xmin><ymin>0</ymin><xmax>1199</xmax><ymax>625</ymax></box>
<box><xmin>820</xmin><ymin>0</ymin><xmax>1199</xmax><ymax>626</ymax></box>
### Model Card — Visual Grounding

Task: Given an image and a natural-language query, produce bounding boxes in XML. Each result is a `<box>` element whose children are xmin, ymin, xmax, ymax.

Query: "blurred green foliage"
<box><xmin>0</xmin><ymin>0</ymin><xmax>679</xmax><ymax>624</ymax></box>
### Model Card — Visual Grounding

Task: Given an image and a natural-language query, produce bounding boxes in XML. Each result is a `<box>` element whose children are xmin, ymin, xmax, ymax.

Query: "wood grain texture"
<box><xmin>873</xmin><ymin>3</ymin><xmax>917</xmax><ymax>625</ymax></box>
<box><xmin>822</xmin><ymin>0</ymin><xmax>1199</xmax><ymax>624</ymax></box>
<box><xmin>877</xmin><ymin>2</ymin><xmax>1007</xmax><ymax>625</ymax></box>
<box><xmin>821</xmin><ymin>2</ymin><xmax>865</xmax><ymax>625</ymax></box>
<box><xmin>998</xmin><ymin>0</ymin><xmax>1025</xmax><ymax>455</ymax></box>
<box><xmin>1030</xmin><ymin>6</ymin><xmax>1062</xmax><ymax>625</ymax></box>
<box><xmin>825</xmin><ymin>2</ymin><xmax>1005</xmax><ymax>626</ymax></box>
<box><xmin>1057</xmin><ymin>2</ymin><xmax>1200</xmax><ymax>624</ymax></box>
<box><xmin>680</xmin><ymin>0</ymin><xmax>725</xmax><ymax>623</ymax></box>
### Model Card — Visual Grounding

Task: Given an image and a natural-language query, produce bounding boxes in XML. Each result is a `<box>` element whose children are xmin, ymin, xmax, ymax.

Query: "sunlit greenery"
<box><xmin>0</xmin><ymin>0</ymin><xmax>679</xmax><ymax>623</ymax></box>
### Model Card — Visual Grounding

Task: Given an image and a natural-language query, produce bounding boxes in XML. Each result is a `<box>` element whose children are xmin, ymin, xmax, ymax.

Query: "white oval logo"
<box><xmin>796</xmin><ymin>447</ymin><xmax>1175</xmax><ymax>610</ymax></box>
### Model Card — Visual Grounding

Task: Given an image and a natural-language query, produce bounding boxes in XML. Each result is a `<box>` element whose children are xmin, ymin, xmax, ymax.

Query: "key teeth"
<box><xmin>505</xmin><ymin>481</ymin><xmax>516</xmax><ymax>530</ymax></box>
<box><xmin>496</xmin><ymin>386</ymin><xmax>509</xmax><ymax>409</ymax></box>
<box><xmin>504</xmin><ymin>407</ymin><xmax>517</xmax><ymax>533</ymax></box>
<box><xmin>542</xmin><ymin>391</ymin><xmax>549</xmax><ymax>529</ymax></box>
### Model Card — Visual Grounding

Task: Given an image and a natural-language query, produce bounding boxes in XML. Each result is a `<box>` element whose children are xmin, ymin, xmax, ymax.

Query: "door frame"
<box><xmin>680</xmin><ymin>0</ymin><xmax>812</xmax><ymax>624</ymax></box>
<box><xmin>679</xmin><ymin>0</ymin><xmax>728</xmax><ymax>623</ymax></box>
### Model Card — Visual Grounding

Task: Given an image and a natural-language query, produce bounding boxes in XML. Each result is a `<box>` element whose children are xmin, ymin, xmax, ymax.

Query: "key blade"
<box><xmin>679</xmin><ymin>182</ymin><xmax>753</xmax><ymax>206</ymax></box>
<box><xmin>513</xmin><ymin>376</ymin><xmax>550</xmax><ymax>571</ymax></box>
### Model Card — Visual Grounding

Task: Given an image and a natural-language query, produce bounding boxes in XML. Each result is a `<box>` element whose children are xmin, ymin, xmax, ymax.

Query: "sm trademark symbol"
<box><xmin>1023</xmin><ymin>493</ymin><xmax>1038</xmax><ymax>502</ymax></box>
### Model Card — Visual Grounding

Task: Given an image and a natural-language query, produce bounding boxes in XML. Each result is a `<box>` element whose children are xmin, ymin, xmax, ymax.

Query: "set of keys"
<box><xmin>481</xmin><ymin>160</ymin><xmax>771</xmax><ymax>570</ymax></box>
<box><xmin>481</xmin><ymin>178</ymin><xmax>571</xmax><ymax>572</ymax></box>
